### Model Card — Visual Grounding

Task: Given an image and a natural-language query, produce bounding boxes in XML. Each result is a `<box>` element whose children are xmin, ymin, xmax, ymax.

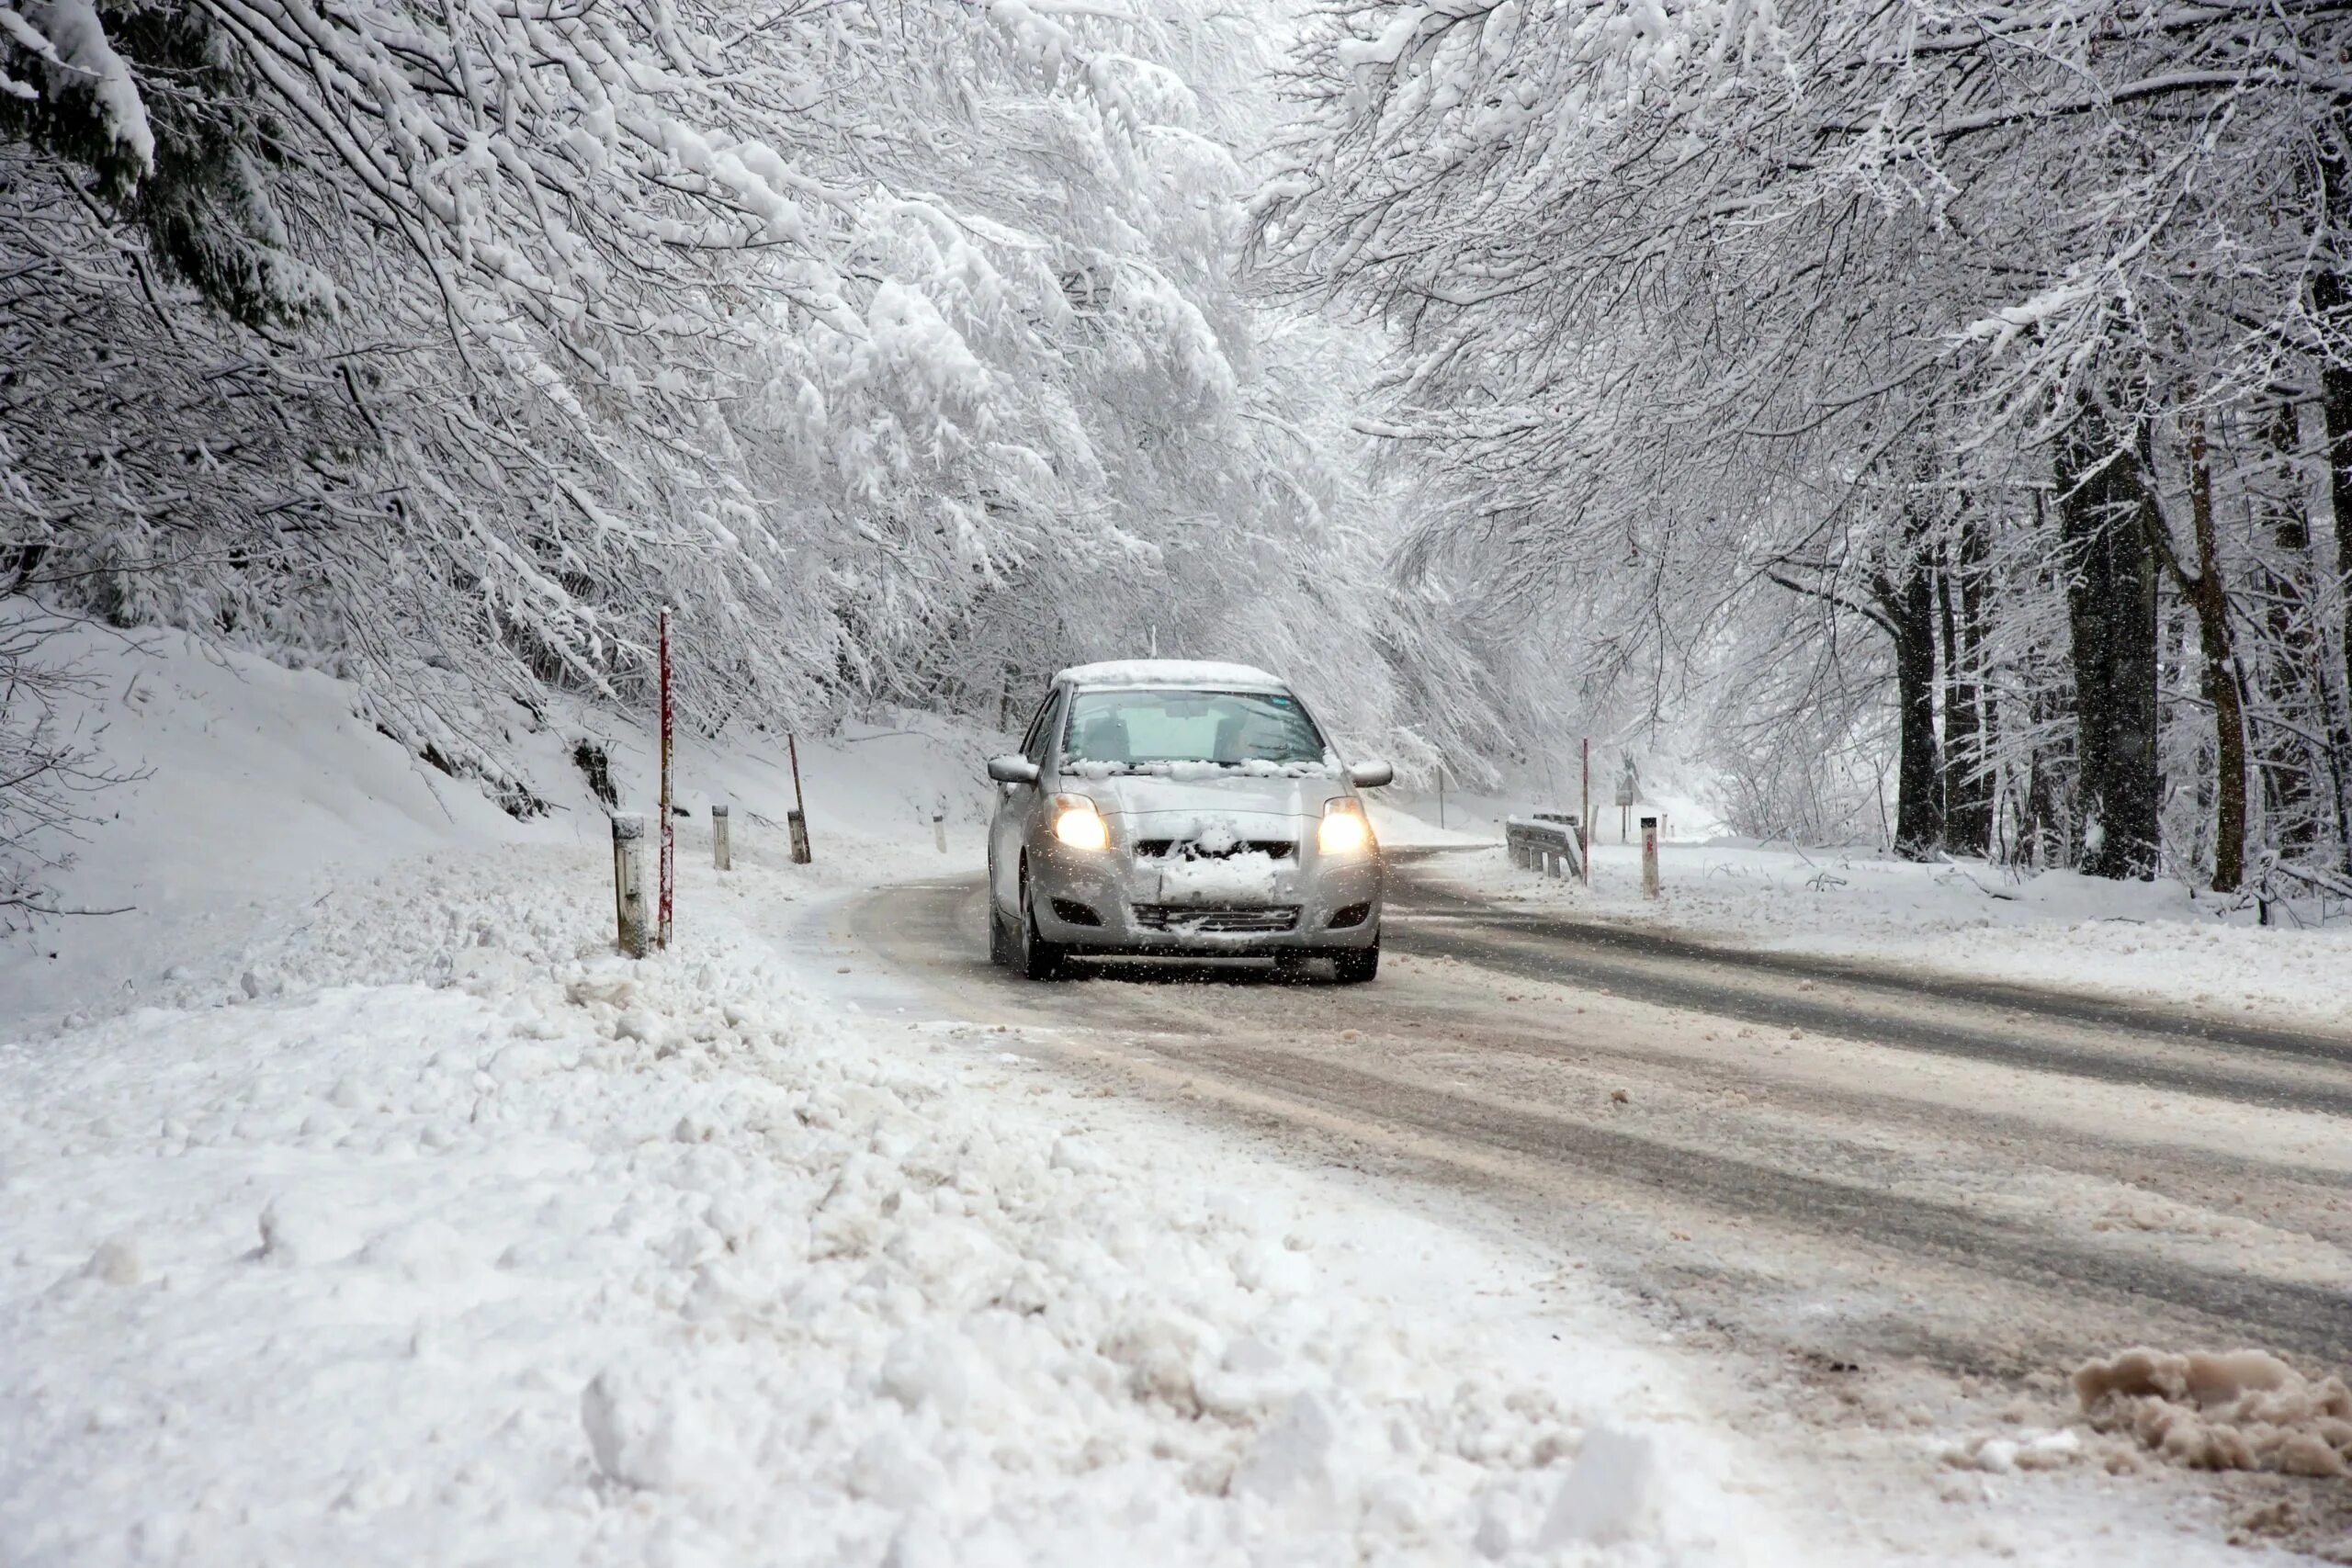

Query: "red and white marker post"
<box><xmin>658</xmin><ymin>606</ymin><xmax>675</xmax><ymax>950</ymax></box>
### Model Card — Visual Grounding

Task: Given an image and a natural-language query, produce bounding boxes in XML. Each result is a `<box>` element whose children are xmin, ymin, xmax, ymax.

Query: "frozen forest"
<box><xmin>9</xmin><ymin>0</ymin><xmax>2352</xmax><ymax>905</ymax></box>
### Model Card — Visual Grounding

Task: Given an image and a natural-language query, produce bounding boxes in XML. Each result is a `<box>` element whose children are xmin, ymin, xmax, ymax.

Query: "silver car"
<box><xmin>985</xmin><ymin>661</ymin><xmax>1393</xmax><ymax>982</ymax></box>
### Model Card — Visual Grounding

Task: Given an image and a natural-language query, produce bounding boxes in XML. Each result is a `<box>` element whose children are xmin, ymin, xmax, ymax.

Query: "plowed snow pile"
<box><xmin>2075</xmin><ymin>1348</ymin><xmax>2352</xmax><ymax>1478</ymax></box>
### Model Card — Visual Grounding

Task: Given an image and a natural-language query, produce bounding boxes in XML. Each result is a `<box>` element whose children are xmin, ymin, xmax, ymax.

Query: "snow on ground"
<box><xmin>1425</xmin><ymin>833</ymin><xmax>2352</xmax><ymax>1034</ymax></box>
<box><xmin>0</xmin><ymin>617</ymin><xmax>998</xmax><ymax>1035</ymax></box>
<box><xmin>1366</xmin><ymin>796</ymin><xmax>1498</xmax><ymax>850</ymax></box>
<box><xmin>1373</xmin><ymin>776</ymin><xmax>1727</xmax><ymax>850</ymax></box>
<box><xmin>1</xmin><ymin>633</ymin><xmax>1797</xmax><ymax>1565</ymax></box>
<box><xmin>1</xmin><ymin>836</ymin><xmax>1788</xmax><ymax>1566</ymax></box>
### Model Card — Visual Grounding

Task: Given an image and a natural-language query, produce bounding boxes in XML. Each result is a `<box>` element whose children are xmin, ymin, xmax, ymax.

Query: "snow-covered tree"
<box><xmin>1256</xmin><ymin>0</ymin><xmax>2352</xmax><ymax>890</ymax></box>
<box><xmin>1</xmin><ymin>0</ymin><xmax>1504</xmax><ymax>866</ymax></box>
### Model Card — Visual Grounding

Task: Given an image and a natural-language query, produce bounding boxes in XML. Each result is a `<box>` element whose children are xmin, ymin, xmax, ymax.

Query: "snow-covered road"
<box><xmin>836</xmin><ymin>855</ymin><xmax>2352</xmax><ymax>1559</ymax></box>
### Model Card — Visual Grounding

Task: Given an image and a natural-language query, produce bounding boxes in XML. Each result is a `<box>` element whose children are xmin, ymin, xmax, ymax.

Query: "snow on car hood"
<box><xmin>1068</xmin><ymin>767</ymin><xmax>1349</xmax><ymax>822</ymax></box>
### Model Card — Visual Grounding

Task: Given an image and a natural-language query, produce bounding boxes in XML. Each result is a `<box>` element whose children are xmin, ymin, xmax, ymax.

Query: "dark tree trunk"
<box><xmin>1962</xmin><ymin>526</ymin><xmax>1999</xmax><ymax>851</ymax></box>
<box><xmin>2055</xmin><ymin>400</ymin><xmax>2163</xmax><ymax>880</ymax></box>
<box><xmin>2162</xmin><ymin>413</ymin><xmax>2247</xmax><ymax>892</ymax></box>
<box><xmin>1938</xmin><ymin>568</ymin><xmax>1965</xmax><ymax>840</ymax></box>
<box><xmin>1877</xmin><ymin>560</ymin><xmax>1944</xmax><ymax>859</ymax></box>
<box><xmin>2314</xmin><ymin>260</ymin><xmax>2352</xmax><ymax>874</ymax></box>
<box><xmin>2016</xmin><ymin>492</ymin><xmax>2074</xmax><ymax>871</ymax></box>
<box><xmin>2025</xmin><ymin>683</ymin><xmax>2069</xmax><ymax>870</ymax></box>
<box><xmin>4</xmin><ymin>542</ymin><xmax>49</xmax><ymax>594</ymax></box>
<box><xmin>1939</xmin><ymin>519</ymin><xmax>1994</xmax><ymax>854</ymax></box>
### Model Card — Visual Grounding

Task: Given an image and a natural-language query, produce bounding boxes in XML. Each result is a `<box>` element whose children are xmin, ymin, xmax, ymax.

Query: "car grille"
<box><xmin>1134</xmin><ymin>839</ymin><xmax>1296</xmax><ymax>861</ymax></box>
<box><xmin>1131</xmin><ymin>904</ymin><xmax>1301</xmax><ymax>935</ymax></box>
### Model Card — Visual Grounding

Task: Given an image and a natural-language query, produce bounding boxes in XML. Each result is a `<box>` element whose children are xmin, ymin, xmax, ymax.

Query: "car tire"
<box><xmin>1015</xmin><ymin>863</ymin><xmax>1066</xmax><ymax>982</ymax></box>
<box><xmin>1332</xmin><ymin>938</ymin><xmax>1378</xmax><ymax>985</ymax></box>
<box><xmin>988</xmin><ymin>892</ymin><xmax>1012</xmax><ymax>966</ymax></box>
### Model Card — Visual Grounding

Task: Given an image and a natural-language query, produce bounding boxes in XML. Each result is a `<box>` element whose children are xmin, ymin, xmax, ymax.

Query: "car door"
<box><xmin>990</xmin><ymin>686</ymin><xmax>1061</xmax><ymax>913</ymax></box>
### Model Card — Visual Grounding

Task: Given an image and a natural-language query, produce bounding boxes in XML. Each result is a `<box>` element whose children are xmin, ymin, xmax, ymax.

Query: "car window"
<box><xmin>1061</xmin><ymin>689</ymin><xmax>1329</xmax><ymax>773</ymax></box>
<box><xmin>1020</xmin><ymin>690</ymin><xmax>1062</xmax><ymax>767</ymax></box>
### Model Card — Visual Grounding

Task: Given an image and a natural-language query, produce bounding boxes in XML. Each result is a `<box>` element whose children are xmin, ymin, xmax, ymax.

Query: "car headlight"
<box><xmin>1052</xmin><ymin>795</ymin><xmax>1110</xmax><ymax>851</ymax></box>
<box><xmin>1317</xmin><ymin>798</ymin><xmax>1373</xmax><ymax>856</ymax></box>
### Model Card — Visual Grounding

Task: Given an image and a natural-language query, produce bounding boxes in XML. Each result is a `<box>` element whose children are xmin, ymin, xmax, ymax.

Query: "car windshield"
<box><xmin>1061</xmin><ymin>688</ymin><xmax>1329</xmax><ymax>772</ymax></box>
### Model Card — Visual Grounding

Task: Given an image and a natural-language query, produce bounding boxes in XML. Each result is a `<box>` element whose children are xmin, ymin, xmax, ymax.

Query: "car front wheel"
<box><xmin>1332</xmin><ymin>938</ymin><xmax>1378</xmax><ymax>985</ymax></box>
<box><xmin>1015</xmin><ymin>863</ymin><xmax>1066</xmax><ymax>981</ymax></box>
<box><xmin>988</xmin><ymin>885</ymin><xmax>1013</xmax><ymax>966</ymax></box>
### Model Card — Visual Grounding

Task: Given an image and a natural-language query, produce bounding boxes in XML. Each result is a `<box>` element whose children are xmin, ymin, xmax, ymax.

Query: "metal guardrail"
<box><xmin>1505</xmin><ymin>813</ymin><xmax>1585</xmax><ymax>882</ymax></box>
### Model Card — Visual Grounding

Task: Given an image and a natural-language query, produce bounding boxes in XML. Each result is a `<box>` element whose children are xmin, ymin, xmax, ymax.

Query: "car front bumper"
<box><xmin>1027</xmin><ymin>837</ymin><xmax>1383</xmax><ymax>954</ymax></box>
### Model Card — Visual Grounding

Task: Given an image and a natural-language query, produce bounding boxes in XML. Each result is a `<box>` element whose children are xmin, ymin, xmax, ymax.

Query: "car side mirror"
<box><xmin>987</xmin><ymin>754</ymin><xmax>1042</xmax><ymax>785</ymax></box>
<box><xmin>1348</xmin><ymin>761</ymin><xmax>1395</xmax><ymax>789</ymax></box>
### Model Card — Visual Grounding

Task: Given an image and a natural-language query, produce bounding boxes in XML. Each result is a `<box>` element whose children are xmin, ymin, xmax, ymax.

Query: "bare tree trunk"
<box><xmin>2014</xmin><ymin>492</ymin><xmax>2073</xmax><ymax>872</ymax></box>
<box><xmin>1877</xmin><ymin>559</ymin><xmax>1944</xmax><ymax>859</ymax></box>
<box><xmin>2256</xmin><ymin>402</ymin><xmax>2325</xmax><ymax>856</ymax></box>
<box><xmin>2312</xmin><ymin>256</ymin><xmax>2352</xmax><ymax>874</ymax></box>
<box><xmin>2157</xmin><ymin>412</ymin><xmax>2247</xmax><ymax>891</ymax></box>
<box><xmin>1963</xmin><ymin>525</ymin><xmax>1999</xmax><ymax>852</ymax></box>
<box><xmin>2055</xmin><ymin>399</ymin><xmax>2162</xmax><ymax>880</ymax></box>
<box><xmin>2026</xmin><ymin>678</ymin><xmax>2071</xmax><ymax>871</ymax></box>
<box><xmin>1938</xmin><ymin>566</ymin><xmax>1965</xmax><ymax>844</ymax></box>
<box><xmin>1939</xmin><ymin>518</ymin><xmax>1994</xmax><ymax>855</ymax></box>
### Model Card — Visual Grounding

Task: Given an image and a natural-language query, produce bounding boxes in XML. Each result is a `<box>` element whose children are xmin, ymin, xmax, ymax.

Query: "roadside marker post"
<box><xmin>1641</xmin><ymin>815</ymin><xmax>1661</xmax><ymax>899</ymax></box>
<box><xmin>712</xmin><ymin>804</ymin><xmax>731</xmax><ymax>871</ymax></box>
<box><xmin>786</xmin><ymin>734</ymin><xmax>813</xmax><ymax>864</ymax></box>
<box><xmin>611</xmin><ymin>813</ymin><xmax>650</xmax><ymax>957</ymax></box>
<box><xmin>933</xmin><ymin>809</ymin><xmax>947</xmax><ymax>854</ymax></box>
<box><xmin>657</xmin><ymin>608</ymin><xmax>674</xmax><ymax>950</ymax></box>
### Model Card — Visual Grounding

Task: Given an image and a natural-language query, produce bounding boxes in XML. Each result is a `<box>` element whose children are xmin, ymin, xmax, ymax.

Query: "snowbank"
<box><xmin>0</xmin><ymin>619</ymin><xmax>1000</xmax><ymax>1036</ymax></box>
<box><xmin>1373</xmin><ymin>778</ymin><xmax>1729</xmax><ymax>849</ymax></box>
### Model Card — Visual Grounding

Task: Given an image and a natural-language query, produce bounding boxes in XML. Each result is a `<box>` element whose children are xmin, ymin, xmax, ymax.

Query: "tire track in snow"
<box><xmin>1114</xmin><ymin>1037</ymin><xmax>2352</xmax><ymax>1370</ymax></box>
<box><xmin>1385</xmin><ymin>878</ymin><xmax>2352</xmax><ymax>1119</ymax></box>
<box><xmin>847</xmin><ymin>874</ymin><xmax>2352</xmax><ymax>1372</ymax></box>
<box><xmin>1388</xmin><ymin>859</ymin><xmax>2352</xmax><ymax>1065</ymax></box>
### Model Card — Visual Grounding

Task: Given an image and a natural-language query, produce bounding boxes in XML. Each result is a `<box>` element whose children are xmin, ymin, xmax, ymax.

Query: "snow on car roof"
<box><xmin>1056</xmin><ymin>660</ymin><xmax>1289</xmax><ymax>690</ymax></box>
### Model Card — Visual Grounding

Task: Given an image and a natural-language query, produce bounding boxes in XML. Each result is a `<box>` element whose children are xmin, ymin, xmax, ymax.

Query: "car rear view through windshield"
<box><xmin>1062</xmin><ymin>689</ymin><xmax>1329</xmax><ymax>772</ymax></box>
